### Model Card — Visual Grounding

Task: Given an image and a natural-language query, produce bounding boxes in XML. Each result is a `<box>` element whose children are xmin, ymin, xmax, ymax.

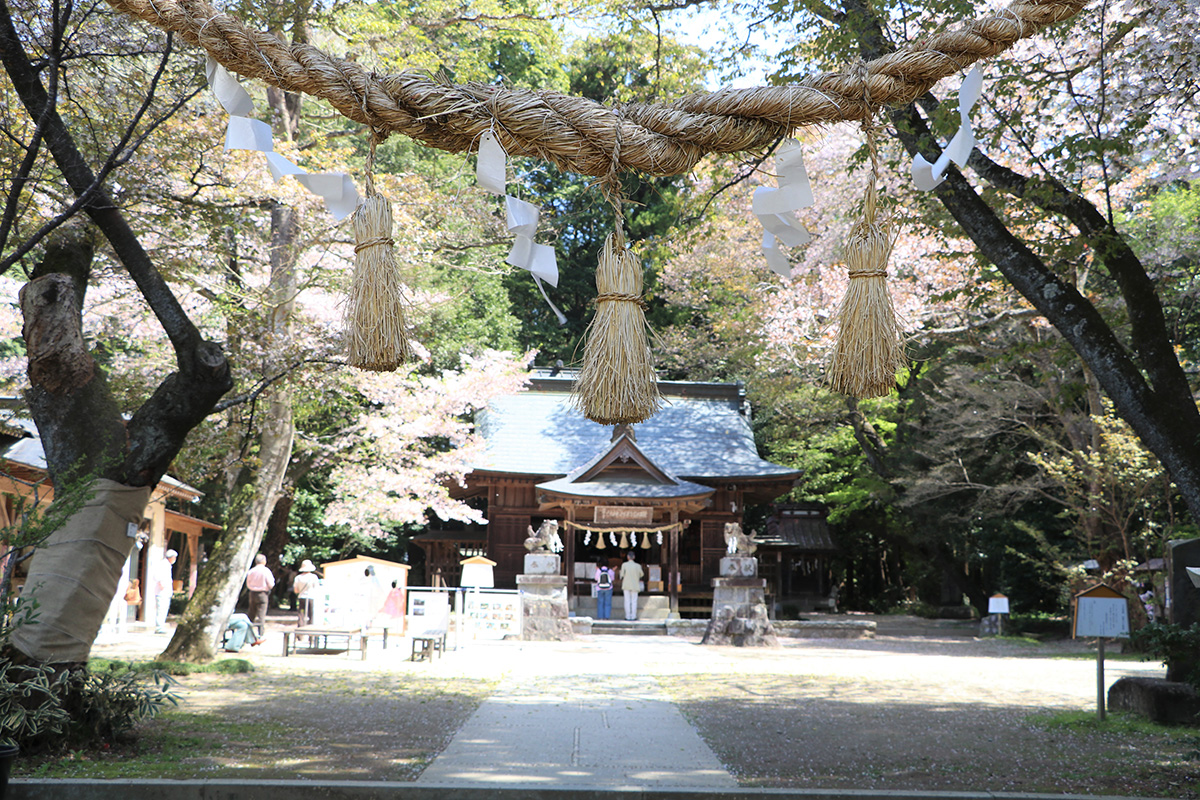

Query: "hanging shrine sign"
<box><xmin>594</xmin><ymin>506</ymin><xmax>654</xmax><ymax>525</ymax></box>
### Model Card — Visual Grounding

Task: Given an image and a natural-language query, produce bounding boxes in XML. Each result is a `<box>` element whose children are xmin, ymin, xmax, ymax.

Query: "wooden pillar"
<box><xmin>669</xmin><ymin>509</ymin><xmax>680</xmax><ymax>615</ymax></box>
<box><xmin>187</xmin><ymin>531</ymin><xmax>200</xmax><ymax>597</ymax></box>
<box><xmin>565</xmin><ymin>506</ymin><xmax>576</xmax><ymax>604</ymax></box>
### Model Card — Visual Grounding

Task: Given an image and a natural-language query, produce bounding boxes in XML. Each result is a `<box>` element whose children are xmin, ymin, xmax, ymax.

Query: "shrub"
<box><xmin>0</xmin><ymin>659</ymin><xmax>71</xmax><ymax>750</ymax></box>
<box><xmin>1129</xmin><ymin>622</ymin><xmax>1200</xmax><ymax>690</ymax></box>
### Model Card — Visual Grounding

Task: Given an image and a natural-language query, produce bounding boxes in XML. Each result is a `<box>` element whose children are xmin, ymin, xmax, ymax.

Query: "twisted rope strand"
<box><xmin>104</xmin><ymin>0</ymin><xmax>1085</xmax><ymax>179</ymax></box>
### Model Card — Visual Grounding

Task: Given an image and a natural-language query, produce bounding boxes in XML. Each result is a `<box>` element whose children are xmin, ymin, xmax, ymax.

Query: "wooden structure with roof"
<box><xmin>443</xmin><ymin>370</ymin><xmax>802</xmax><ymax>615</ymax></box>
<box><xmin>0</xmin><ymin>408</ymin><xmax>220</xmax><ymax>628</ymax></box>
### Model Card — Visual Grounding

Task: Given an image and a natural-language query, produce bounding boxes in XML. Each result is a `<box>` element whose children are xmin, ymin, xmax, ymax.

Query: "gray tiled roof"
<box><xmin>474</xmin><ymin>374</ymin><xmax>798</xmax><ymax>481</ymax></box>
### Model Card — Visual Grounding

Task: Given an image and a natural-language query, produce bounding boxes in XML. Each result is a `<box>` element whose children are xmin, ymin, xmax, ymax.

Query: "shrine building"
<box><xmin>438</xmin><ymin>369</ymin><xmax>804</xmax><ymax>617</ymax></box>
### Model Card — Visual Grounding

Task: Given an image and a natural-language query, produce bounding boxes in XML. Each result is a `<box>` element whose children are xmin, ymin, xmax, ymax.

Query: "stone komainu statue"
<box><xmin>723</xmin><ymin>522</ymin><xmax>757</xmax><ymax>555</ymax></box>
<box><xmin>524</xmin><ymin>519</ymin><xmax>564</xmax><ymax>553</ymax></box>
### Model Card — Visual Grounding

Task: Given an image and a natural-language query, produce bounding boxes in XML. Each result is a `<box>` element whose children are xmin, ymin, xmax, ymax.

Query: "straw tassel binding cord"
<box><xmin>825</xmin><ymin>109</ymin><xmax>904</xmax><ymax>398</ymax></box>
<box><xmin>346</xmin><ymin>133</ymin><xmax>412</xmax><ymax>371</ymax></box>
<box><xmin>573</xmin><ymin>224</ymin><xmax>662</xmax><ymax>425</ymax></box>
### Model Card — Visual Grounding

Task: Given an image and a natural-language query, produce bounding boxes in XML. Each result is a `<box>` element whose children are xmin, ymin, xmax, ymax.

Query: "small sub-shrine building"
<box><xmin>450</xmin><ymin>370</ymin><xmax>800</xmax><ymax>617</ymax></box>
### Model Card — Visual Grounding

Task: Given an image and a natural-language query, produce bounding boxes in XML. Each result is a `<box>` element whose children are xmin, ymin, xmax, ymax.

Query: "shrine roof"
<box><xmin>473</xmin><ymin>371</ymin><xmax>799</xmax><ymax>482</ymax></box>
<box><xmin>536</xmin><ymin>433</ymin><xmax>715</xmax><ymax>501</ymax></box>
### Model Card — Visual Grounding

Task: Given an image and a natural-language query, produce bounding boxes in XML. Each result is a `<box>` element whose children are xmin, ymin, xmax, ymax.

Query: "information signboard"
<box><xmin>988</xmin><ymin>593</ymin><xmax>1009</xmax><ymax>614</ymax></box>
<box><xmin>1073</xmin><ymin>584</ymin><xmax>1129</xmax><ymax>639</ymax></box>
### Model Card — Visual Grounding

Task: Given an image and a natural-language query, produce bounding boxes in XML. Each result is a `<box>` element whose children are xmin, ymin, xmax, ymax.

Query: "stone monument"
<box><xmin>516</xmin><ymin>521</ymin><xmax>573</xmax><ymax>641</ymax></box>
<box><xmin>701</xmin><ymin>523</ymin><xmax>778</xmax><ymax>646</ymax></box>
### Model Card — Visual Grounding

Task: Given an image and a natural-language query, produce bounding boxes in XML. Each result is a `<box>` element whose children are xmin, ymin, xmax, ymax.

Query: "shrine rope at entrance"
<box><xmin>564</xmin><ymin>520</ymin><xmax>684</xmax><ymax>535</ymax></box>
<box><xmin>103</xmin><ymin>0</ymin><xmax>1085</xmax><ymax>179</ymax></box>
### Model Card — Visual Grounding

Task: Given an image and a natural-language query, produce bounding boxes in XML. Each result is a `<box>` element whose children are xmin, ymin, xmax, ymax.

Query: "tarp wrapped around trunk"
<box><xmin>10</xmin><ymin>479</ymin><xmax>150</xmax><ymax>662</ymax></box>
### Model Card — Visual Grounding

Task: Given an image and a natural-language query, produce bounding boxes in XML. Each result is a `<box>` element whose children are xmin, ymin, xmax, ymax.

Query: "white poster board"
<box><xmin>1074</xmin><ymin>596</ymin><xmax>1129</xmax><ymax>638</ymax></box>
<box><xmin>988</xmin><ymin>594</ymin><xmax>1010</xmax><ymax>614</ymax></box>
<box><xmin>407</xmin><ymin>592</ymin><xmax>451</xmax><ymax>635</ymax></box>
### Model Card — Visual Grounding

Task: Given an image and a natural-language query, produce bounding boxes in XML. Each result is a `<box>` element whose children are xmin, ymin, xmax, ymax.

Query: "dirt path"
<box><xmin>68</xmin><ymin>616</ymin><xmax>1196</xmax><ymax>797</ymax></box>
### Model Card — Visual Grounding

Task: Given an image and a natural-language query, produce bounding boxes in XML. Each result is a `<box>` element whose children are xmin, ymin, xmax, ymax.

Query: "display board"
<box><xmin>1073</xmin><ymin>584</ymin><xmax>1130</xmax><ymax>639</ymax></box>
<box><xmin>407</xmin><ymin>591</ymin><xmax>451</xmax><ymax>635</ymax></box>
<box><xmin>463</xmin><ymin>589</ymin><xmax>520</xmax><ymax>639</ymax></box>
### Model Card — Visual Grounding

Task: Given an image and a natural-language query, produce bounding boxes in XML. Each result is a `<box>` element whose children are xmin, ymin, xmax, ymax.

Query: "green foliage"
<box><xmin>0</xmin><ymin>659</ymin><xmax>70</xmax><ymax>750</ymax></box>
<box><xmin>1130</xmin><ymin>622</ymin><xmax>1200</xmax><ymax>691</ymax></box>
<box><xmin>57</xmin><ymin>666</ymin><xmax>178</xmax><ymax>749</ymax></box>
<box><xmin>0</xmin><ymin>659</ymin><xmax>177</xmax><ymax>753</ymax></box>
<box><xmin>88</xmin><ymin>658</ymin><xmax>253</xmax><ymax>676</ymax></box>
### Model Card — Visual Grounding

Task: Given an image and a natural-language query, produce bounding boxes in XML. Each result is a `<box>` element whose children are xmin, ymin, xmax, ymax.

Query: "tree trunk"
<box><xmin>8</xmin><ymin>229</ymin><xmax>230</xmax><ymax>663</ymax></box>
<box><xmin>160</xmin><ymin>393</ymin><xmax>293</xmax><ymax>661</ymax></box>
<box><xmin>161</xmin><ymin>201</ymin><xmax>300</xmax><ymax>661</ymax></box>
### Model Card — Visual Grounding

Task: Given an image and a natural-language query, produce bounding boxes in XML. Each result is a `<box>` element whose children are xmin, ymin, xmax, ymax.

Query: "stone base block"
<box><xmin>719</xmin><ymin>556</ymin><xmax>758</xmax><ymax>578</ymax></box>
<box><xmin>523</xmin><ymin>553</ymin><xmax>561</xmax><ymax>575</ymax></box>
<box><xmin>518</xmin><ymin>573</ymin><xmax>573</xmax><ymax>641</ymax></box>
<box><xmin>701</xmin><ymin>602</ymin><xmax>778</xmax><ymax>647</ymax></box>
<box><xmin>1109</xmin><ymin>677</ymin><xmax>1200</xmax><ymax>725</ymax></box>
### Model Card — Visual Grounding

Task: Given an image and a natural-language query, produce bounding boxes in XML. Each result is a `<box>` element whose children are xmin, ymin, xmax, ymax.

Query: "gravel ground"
<box><xmin>35</xmin><ymin>614</ymin><xmax>1198</xmax><ymax>796</ymax></box>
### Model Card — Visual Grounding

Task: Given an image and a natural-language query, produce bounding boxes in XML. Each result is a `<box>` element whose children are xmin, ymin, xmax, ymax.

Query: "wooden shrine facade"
<box><xmin>452</xmin><ymin>371</ymin><xmax>800</xmax><ymax>613</ymax></box>
<box><xmin>0</xmin><ymin>408</ymin><xmax>221</xmax><ymax>626</ymax></box>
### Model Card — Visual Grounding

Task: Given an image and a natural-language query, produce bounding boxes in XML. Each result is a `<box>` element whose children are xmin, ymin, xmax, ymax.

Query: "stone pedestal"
<box><xmin>719</xmin><ymin>556</ymin><xmax>758</xmax><ymax>578</ymax></box>
<box><xmin>517</xmin><ymin>554</ymin><xmax>573</xmax><ymax>641</ymax></box>
<box><xmin>703</xmin><ymin>556</ymin><xmax>778</xmax><ymax>646</ymax></box>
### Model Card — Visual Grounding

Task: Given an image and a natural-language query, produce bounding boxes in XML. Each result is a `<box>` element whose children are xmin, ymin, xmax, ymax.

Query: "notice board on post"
<box><xmin>1073</xmin><ymin>583</ymin><xmax>1130</xmax><ymax>639</ymax></box>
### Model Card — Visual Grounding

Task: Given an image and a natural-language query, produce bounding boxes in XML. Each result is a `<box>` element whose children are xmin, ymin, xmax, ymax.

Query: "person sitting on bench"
<box><xmin>224</xmin><ymin>612</ymin><xmax>263</xmax><ymax>652</ymax></box>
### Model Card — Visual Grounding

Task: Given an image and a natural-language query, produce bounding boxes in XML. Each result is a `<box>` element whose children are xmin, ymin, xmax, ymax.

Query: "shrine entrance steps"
<box><xmin>589</xmin><ymin>619</ymin><xmax>669</xmax><ymax>635</ymax></box>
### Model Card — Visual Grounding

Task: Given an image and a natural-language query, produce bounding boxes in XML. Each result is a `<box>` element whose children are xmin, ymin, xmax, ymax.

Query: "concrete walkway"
<box><xmin>417</xmin><ymin>672</ymin><xmax>737</xmax><ymax>788</ymax></box>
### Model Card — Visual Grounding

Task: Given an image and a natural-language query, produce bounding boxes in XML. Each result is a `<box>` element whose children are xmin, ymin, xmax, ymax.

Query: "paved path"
<box><xmin>418</xmin><ymin>666</ymin><xmax>737</xmax><ymax>788</ymax></box>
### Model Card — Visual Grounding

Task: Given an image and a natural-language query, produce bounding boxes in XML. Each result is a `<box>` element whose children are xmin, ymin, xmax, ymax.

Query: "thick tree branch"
<box><xmin>0</xmin><ymin>0</ymin><xmax>233</xmax><ymax>486</ymax></box>
<box><xmin>964</xmin><ymin>151</ymin><xmax>1193</xmax><ymax>404</ymax></box>
<box><xmin>834</xmin><ymin>0</ymin><xmax>1200</xmax><ymax>524</ymax></box>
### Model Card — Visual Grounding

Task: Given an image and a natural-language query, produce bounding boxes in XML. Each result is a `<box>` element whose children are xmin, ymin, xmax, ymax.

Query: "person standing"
<box><xmin>292</xmin><ymin>559</ymin><xmax>321</xmax><ymax>626</ymax></box>
<box><xmin>618</xmin><ymin>551</ymin><xmax>644</xmax><ymax>621</ymax></box>
<box><xmin>151</xmin><ymin>549</ymin><xmax>177</xmax><ymax>634</ymax></box>
<box><xmin>245</xmin><ymin>554</ymin><xmax>275</xmax><ymax>639</ymax></box>
<box><xmin>594</xmin><ymin>563</ymin><xmax>614</xmax><ymax>620</ymax></box>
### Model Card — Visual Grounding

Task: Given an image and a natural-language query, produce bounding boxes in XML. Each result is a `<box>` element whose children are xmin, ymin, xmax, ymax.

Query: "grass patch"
<box><xmin>19</xmin><ymin>714</ymin><xmax>293</xmax><ymax>779</ymax></box>
<box><xmin>1040</xmin><ymin>650</ymin><xmax>1147</xmax><ymax>662</ymax></box>
<box><xmin>89</xmin><ymin>657</ymin><xmax>254</xmax><ymax>675</ymax></box>
<box><xmin>1029</xmin><ymin>709</ymin><xmax>1189</xmax><ymax>736</ymax></box>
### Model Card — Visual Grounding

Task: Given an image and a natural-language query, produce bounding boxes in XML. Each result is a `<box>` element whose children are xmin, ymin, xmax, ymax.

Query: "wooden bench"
<box><xmin>410</xmin><ymin>628</ymin><xmax>447</xmax><ymax>661</ymax></box>
<box><xmin>282</xmin><ymin>626</ymin><xmax>388</xmax><ymax>661</ymax></box>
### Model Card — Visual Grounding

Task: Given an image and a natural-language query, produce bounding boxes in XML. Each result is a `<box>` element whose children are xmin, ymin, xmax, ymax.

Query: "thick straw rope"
<box><xmin>104</xmin><ymin>0</ymin><xmax>1084</xmax><ymax>178</ymax></box>
<box><xmin>573</xmin><ymin>228</ymin><xmax>662</xmax><ymax>425</ymax></box>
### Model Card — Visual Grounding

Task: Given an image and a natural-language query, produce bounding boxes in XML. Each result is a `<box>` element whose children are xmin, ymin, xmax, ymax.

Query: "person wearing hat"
<box><xmin>292</xmin><ymin>559</ymin><xmax>321</xmax><ymax>626</ymax></box>
<box><xmin>152</xmin><ymin>549</ymin><xmax>178</xmax><ymax>634</ymax></box>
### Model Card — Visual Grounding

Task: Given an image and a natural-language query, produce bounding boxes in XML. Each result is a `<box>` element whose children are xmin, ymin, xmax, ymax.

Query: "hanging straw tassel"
<box><xmin>826</xmin><ymin>156</ymin><xmax>904</xmax><ymax>397</ymax></box>
<box><xmin>573</xmin><ymin>228</ymin><xmax>662</xmax><ymax>424</ymax></box>
<box><xmin>345</xmin><ymin>137</ymin><xmax>411</xmax><ymax>371</ymax></box>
